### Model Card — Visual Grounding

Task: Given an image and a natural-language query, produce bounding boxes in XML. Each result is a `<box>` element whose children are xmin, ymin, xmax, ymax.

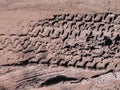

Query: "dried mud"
<box><xmin>0</xmin><ymin>0</ymin><xmax>120</xmax><ymax>90</ymax></box>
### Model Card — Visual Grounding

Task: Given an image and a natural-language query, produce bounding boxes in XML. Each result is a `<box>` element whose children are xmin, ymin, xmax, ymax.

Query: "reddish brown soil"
<box><xmin>0</xmin><ymin>0</ymin><xmax>120</xmax><ymax>90</ymax></box>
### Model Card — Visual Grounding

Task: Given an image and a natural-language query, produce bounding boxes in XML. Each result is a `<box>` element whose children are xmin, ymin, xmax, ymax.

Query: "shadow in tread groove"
<box><xmin>40</xmin><ymin>75</ymin><xmax>78</xmax><ymax>87</ymax></box>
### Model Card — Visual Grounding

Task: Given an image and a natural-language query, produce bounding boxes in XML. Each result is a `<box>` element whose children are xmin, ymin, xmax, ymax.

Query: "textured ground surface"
<box><xmin>0</xmin><ymin>0</ymin><xmax>120</xmax><ymax>90</ymax></box>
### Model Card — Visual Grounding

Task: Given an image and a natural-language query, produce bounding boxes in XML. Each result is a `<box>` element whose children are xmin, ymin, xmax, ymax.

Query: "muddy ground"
<box><xmin>0</xmin><ymin>0</ymin><xmax>120</xmax><ymax>90</ymax></box>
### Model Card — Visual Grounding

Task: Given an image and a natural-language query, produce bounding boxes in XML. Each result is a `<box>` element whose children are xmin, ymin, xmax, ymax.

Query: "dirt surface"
<box><xmin>0</xmin><ymin>0</ymin><xmax>120</xmax><ymax>90</ymax></box>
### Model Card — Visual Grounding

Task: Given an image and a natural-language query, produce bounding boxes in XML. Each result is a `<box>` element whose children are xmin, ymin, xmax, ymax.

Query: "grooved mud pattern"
<box><xmin>0</xmin><ymin>13</ymin><xmax>120</xmax><ymax>72</ymax></box>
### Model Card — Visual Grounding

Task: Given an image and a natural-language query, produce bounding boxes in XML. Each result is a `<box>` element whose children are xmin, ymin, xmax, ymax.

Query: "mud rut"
<box><xmin>0</xmin><ymin>13</ymin><xmax>120</xmax><ymax>90</ymax></box>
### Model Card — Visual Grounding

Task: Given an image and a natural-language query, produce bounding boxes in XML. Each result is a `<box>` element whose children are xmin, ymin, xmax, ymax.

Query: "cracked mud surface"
<box><xmin>0</xmin><ymin>0</ymin><xmax>120</xmax><ymax>90</ymax></box>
